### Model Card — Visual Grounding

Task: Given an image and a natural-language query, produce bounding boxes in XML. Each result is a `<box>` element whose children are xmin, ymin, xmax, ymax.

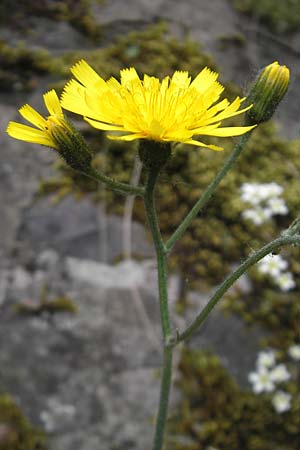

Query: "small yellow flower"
<box><xmin>6</xmin><ymin>90</ymin><xmax>70</xmax><ymax>149</ymax></box>
<box><xmin>61</xmin><ymin>60</ymin><xmax>255</xmax><ymax>151</ymax></box>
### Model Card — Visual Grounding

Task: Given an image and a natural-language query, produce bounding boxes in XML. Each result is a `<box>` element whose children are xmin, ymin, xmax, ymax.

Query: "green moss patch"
<box><xmin>0</xmin><ymin>0</ymin><xmax>102</xmax><ymax>40</ymax></box>
<box><xmin>168</xmin><ymin>350</ymin><xmax>300</xmax><ymax>450</ymax></box>
<box><xmin>231</xmin><ymin>0</ymin><xmax>300</xmax><ymax>33</ymax></box>
<box><xmin>0</xmin><ymin>41</ymin><xmax>59</xmax><ymax>92</ymax></box>
<box><xmin>0</xmin><ymin>394</ymin><xmax>46</xmax><ymax>450</ymax></box>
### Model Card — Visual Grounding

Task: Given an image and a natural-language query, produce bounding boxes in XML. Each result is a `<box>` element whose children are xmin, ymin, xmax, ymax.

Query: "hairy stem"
<box><xmin>144</xmin><ymin>167</ymin><xmax>172</xmax><ymax>341</ymax></box>
<box><xmin>152</xmin><ymin>346</ymin><xmax>173</xmax><ymax>450</ymax></box>
<box><xmin>144</xmin><ymin>166</ymin><xmax>173</xmax><ymax>450</ymax></box>
<box><xmin>82</xmin><ymin>168</ymin><xmax>145</xmax><ymax>196</ymax></box>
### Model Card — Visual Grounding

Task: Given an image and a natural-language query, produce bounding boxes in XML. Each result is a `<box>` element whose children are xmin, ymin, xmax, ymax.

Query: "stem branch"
<box><xmin>82</xmin><ymin>168</ymin><xmax>145</xmax><ymax>196</ymax></box>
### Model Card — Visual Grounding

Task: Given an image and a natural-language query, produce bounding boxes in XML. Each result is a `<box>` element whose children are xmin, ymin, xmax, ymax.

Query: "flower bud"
<box><xmin>246</xmin><ymin>61</ymin><xmax>290</xmax><ymax>124</ymax></box>
<box><xmin>49</xmin><ymin>117</ymin><xmax>93</xmax><ymax>172</ymax></box>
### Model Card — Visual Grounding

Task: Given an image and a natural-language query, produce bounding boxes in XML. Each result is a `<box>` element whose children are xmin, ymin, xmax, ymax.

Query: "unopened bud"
<box><xmin>50</xmin><ymin>118</ymin><xmax>93</xmax><ymax>172</ymax></box>
<box><xmin>246</xmin><ymin>61</ymin><xmax>290</xmax><ymax>124</ymax></box>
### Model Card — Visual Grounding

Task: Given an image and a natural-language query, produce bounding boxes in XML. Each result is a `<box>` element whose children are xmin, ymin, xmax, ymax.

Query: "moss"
<box><xmin>0</xmin><ymin>40</ymin><xmax>60</xmax><ymax>92</ymax></box>
<box><xmin>0</xmin><ymin>0</ymin><xmax>102</xmax><ymax>41</ymax></box>
<box><xmin>0</xmin><ymin>393</ymin><xmax>46</xmax><ymax>450</ymax></box>
<box><xmin>224</xmin><ymin>273</ymin><xmax>300</xmax><ymax>351</ymax></box>
<box><xmin>231</xmin><ymin>0</ymin><xmax>300</xmax><ymax>33</ymax></box>
<box><xmin>168</xmin><ymin>349</ymin><xmax>300</xmax><ymax>450</ymax></box>
<box><xmin>218</xmin><ymin>32</ymin><xmax>247</xmax><ymax>50</ymax></box>
<box><xmin>0</xmin><ymin>0</ymin><xmax>104</xmax><ymax>92</ymax></box>
<box><xmin>14</xmin><ymin>287</ymin><xmax>77</xmax><ymax>316</ymax></box>
<box><xmin>50</xmin><ymin>21</ymin><xmax>215</xmax><ymax>87</ymax></box>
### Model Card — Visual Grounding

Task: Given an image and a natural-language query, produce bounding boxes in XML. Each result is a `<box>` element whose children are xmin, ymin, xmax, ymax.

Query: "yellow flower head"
<box><xmin>61</xmin><ymin>60</ymin><xmax>255</xmax><ymax>151</ymax></box>
<box><xmin>6</xmin><ymin>90</ymin><xmax>70</xmax><ymax>149</ymax></box>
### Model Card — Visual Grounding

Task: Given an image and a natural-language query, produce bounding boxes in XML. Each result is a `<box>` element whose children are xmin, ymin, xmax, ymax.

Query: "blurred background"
<box><xmin>1</xmin><ymin>1</ymin><xmax>300</xmax><ymax>449</ymax></box>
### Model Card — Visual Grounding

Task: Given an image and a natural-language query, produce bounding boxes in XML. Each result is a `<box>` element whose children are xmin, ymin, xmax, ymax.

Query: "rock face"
<box><xmin>0</xmin><ymin>256</ymin><xmax>165</xmax><ymax>450</ymax></box>
<box><xmin>1</xmin><ymin>1</ymin><xmax>297</xmax><ymax>449</ymax></box>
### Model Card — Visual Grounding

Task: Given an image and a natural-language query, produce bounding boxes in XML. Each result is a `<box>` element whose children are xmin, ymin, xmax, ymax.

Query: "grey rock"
<box><xmin>10</xmin><ymin>266</ymin><xmax>33</xmax><ymax>292</ymax></box>
<box><xmin>36</xmin><ymin>249</ymin><xmax>60</xmax><ymax>270</ymax></box>
<box><xmin>0</xmin><ymin>90</ymin><xmax>56</xmax><ymax>269</ymax></box>
<box><xmin>0</xmin><ymin>258</ymin><xmax>164</xmax><ymax>450</ymax></box>
<box><xmin>66</xmin><ymin>258</ymin><xmax>152</xmax><ymax>289</ymax></box>
<box><xmin>18</xmin><ymin>196</ymin><xmax>154</xmax><ymax>263</ymax></box>
<box><xmin>0</xmin><ymin>269</ymin><xmax>10</xmax><ymax>307</ymax></box>
<box><xmin>0</xmin><ymin>18</ymin><xmax>92</xmax><ymax>54</ymax></box>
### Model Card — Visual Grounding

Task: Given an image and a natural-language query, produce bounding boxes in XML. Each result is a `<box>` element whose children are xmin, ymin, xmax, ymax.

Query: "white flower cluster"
<box><xmin>248</xmin><ymin>350</ymin><xmax>292</xmax><ymax>413</ymax></box>
<box><xmin>257</xmin><ymin>254</ymin><xmax>296</xmax><ymax>291</ymax></box>
<box><xmin>241</xmin><ymin>182</ymin><xmax>288</xmax><ymax>225</ymax></box>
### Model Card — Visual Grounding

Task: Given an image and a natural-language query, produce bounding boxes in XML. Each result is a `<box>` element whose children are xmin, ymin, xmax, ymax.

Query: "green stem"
<box><xmin>143</xmin><ymin>166</ymin><xmax>173</xmax><ymax>450</ymax></box>
<box><xmin>166</xmin><ymin>133</ymin><xmax>251</xmax><ymax>252</ymax></box>
<box><xmin>176</xmin><ymin>233</ymin><xmax>300</xmax><ymax>344</ymax></box>
<box><xmin>144</xmin><ymin>167</ymin><xmax>172</xmax><ymax>341</ymax></box>
<box><xmin>82</xmin><ymin>168</ymin><xmax>145</xmax><ymax>196</ymax></box>
<box><xmin>152</xmin><ymin>346</ymin><xmax>173</xmax><ymax>450</ymax></box>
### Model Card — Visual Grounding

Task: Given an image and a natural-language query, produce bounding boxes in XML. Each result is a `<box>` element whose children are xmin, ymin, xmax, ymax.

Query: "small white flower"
<box><xmin>258</xmin><ymin>254</ymin><xmax>288</xmax><ymax>277</ymax></box>
<box><xmin>288</xmin><ymin>344</ymin><xmax>300</xmax><ymax>361</ymax></box>
<box><xmin>241</xmin><ymin>183</ymin><xmax>264</xmax><ymax>205</ymax></box>
<box><xmin>266</xmin><ymin>197</ymin><xmax>288</xmax><ymax>215</ymax></box>
<box><xmin>248</xmin><ymin>368</ymin><xmax>275</xmax><ymax>393</ymax></box>
<box><xmin>262</xmin><ymin>182</ymin><xmax>284</xmax><ymax>199</ymax></box>
<box><xmin>272</xmin><ymin>391</ymin><xmax>292</xmax><ymax>413</ymax></box>
<box><xmin>257</xmin><ymin>350</ymin><xmax>276</xmax><ymax>369</ymax></box>
<box><xmin>270</xmin><ymin>364</ymin><xmax>291</xmax><ymax>383</ymax></box>
<box><xmin>242</xmin><ymin>207</ymin><xmax>272</xmax><ymax>225</ymax></box>
<box><xmin>275</xmin><ymin>272</ymin><xmax>296</xmax><ymax>292</ymax></box>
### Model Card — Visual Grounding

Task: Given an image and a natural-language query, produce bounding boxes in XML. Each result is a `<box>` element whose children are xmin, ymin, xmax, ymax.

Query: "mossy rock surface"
<box><xmin>0</xmin><ymin>394</ymin><xmax>46</xmax><ymax>450</ymax></box>
<box><xmin>231</xmin><ymin>0</ymin><xmax>300</xmax><ymax>32</ymax></box>
<box><xmin>0</xmin><ymin>0</ymin><xmax>102</xmax><ymax>39</ymax></box>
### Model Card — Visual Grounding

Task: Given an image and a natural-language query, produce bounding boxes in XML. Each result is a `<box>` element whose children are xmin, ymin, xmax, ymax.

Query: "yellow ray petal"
<box><xmin>198</xmin><ymin>124</ymin><xmax>256</xmax><ymax>137</ymax></box>
<box><xmin>60</xmin><ymin>80</ymin><xmax>92</xmax><ymax>116</ymax></box>
<box><xmin>43</xmin><ymin>90</ymin><xmax>63</xmax><ymax>116</ymax></box>
<box><xmin>107</xmin><ymin>132</ymin><xmax>145</xmax><ymax>141</ymax></box>
<box><xmin>120</xmin><ymin>67</ymin><xmax>141</xmax><ymax>86</ymax></box>
<box><xmin>19</xmin><ymin>104</ymin><xmax>47</xmax><ymax>129</ymax></box>
<box><xmin>7</xmin><ymin>122</ymin><xmax>55</xmax><ymax>147</ymax></box>
<box><xmin>190</xmin><ymin>67</ymin><xmax>219</xmax><ymax>93</ymax></box>
<box><xmin>209</xmin><ymin>103</ymin><xmax>252</xmax><ymax>124</ymax></box>
<box><xmin>185</xmin><ymin>139</ymin><xmax>224</xmax><ymax>151</ymax></box>
<box><xmin>171</xmin><ymin>71</ymin><xmax>191</xmax><ymax>89</ymax></box>
<box><xmin>71</xmin><ymin>59</ymin><xmax>105</xmax><ymax>88</ymax></box>
<box><xmin>106</xmin><ymin>76</ymin><xmax>121</xmax><ymax>90</ymax></box>
<box><xmin>190</xmin><ymin>122</ymin><xmax>222</xmax><ymax>134</ymax></box>
<box><xmin>84</xmin><ymin>117</ymin><xmax>125</xmax><ymax>131</ymax></box>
